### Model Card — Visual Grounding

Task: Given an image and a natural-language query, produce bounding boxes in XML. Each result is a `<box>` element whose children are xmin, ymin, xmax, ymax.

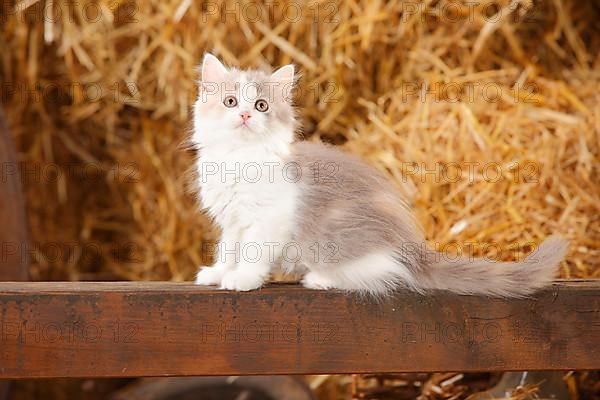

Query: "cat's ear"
<box><xmin>271</xmin><ymin>64</ymin><xmax>295</xmax><ymax>87</ymax></box>
<box><xmin>201</xmin><ymin>53</ymin><xmax>227</xmax><ymax>84</ymax></box>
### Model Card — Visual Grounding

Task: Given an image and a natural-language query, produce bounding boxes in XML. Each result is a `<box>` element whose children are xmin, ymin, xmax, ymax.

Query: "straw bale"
<box><xmin>1</xmin><ymin>1</ymin><xmax>599</xmax><ymax>396</ymax></box>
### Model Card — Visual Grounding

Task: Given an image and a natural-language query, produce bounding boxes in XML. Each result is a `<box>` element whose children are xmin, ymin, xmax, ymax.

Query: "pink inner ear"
<box><xmin>202</xmin><ymin>54</ymin><xmax>227</xmax><ymax>84</ymax></box>
<box><xmin>272</xmin><ymin>65</ymin><xmax>295</xmax><ymax>86</ymax></box>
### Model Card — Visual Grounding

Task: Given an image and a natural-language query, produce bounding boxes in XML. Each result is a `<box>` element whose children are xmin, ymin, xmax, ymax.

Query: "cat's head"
<box><xmin>192</xmin><ymin>53</ymin><xmax>297</xmax><ymax>149</ymax></box>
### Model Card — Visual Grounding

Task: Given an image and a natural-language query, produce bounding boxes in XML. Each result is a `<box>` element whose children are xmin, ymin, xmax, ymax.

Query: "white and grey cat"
<box><xmin>191</xmin><ymin>54</ymin><xmax>567</xmax><ymax>297</ymax></box>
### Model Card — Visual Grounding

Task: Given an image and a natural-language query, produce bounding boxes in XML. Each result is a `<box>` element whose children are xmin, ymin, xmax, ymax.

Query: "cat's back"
<box><xmin>288</xmin><ymin>141</ymin><xmax>390</xmax><ymax>191</ymax></box>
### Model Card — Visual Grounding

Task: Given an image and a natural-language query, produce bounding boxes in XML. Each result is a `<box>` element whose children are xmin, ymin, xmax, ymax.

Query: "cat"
<box><xmin>191</xmin><ymin>53</ymin><xmax>568</xmax><ymax>297</ymax></box>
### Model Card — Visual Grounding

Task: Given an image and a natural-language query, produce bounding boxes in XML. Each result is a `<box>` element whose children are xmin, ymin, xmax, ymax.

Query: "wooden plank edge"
<box><xmin>1</xmin><ymin>281</ymin><xmax>599</xmax><ymax>378</ymax></box>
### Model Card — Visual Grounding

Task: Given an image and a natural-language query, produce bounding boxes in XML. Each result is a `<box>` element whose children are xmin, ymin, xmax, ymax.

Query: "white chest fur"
<box><xmin>196</xmin><ymin>147</ymin><xmax>298</xmax><ymax>232</ymax></box>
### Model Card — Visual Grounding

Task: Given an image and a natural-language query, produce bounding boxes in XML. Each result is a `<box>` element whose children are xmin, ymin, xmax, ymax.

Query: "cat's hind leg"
<box><xmin>302</xmin><ymin>270</ymin><xmax>336</xmax><ymax>289</ymax></box>
<box><xmin>301</xmin><ymin>250</ymin><xmax>417</xmax><ymax>296</ymax></box>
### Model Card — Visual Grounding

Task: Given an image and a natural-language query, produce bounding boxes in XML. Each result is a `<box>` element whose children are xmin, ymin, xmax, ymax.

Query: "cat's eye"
<box><xmin>223</xmin><ymin>96</ymin><xmax>238</xmax><ymax>108</ymax></box>
<box><xmin>255</xmin><ymin>99</ymin><xmax>269</xmax><ymax>112</ymax></box>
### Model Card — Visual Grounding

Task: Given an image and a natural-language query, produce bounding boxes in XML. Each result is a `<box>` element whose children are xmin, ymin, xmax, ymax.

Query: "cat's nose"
<box><xmin>240</xmin><ymin>112</ymin><xmax>251</xmax><ymax>121</ymax></box>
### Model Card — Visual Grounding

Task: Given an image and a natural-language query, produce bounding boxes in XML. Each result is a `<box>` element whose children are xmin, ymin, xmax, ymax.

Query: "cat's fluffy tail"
<box><xmin>417</xmin><ymin>236</ymin><xmax>568</xmax><ymax>297</ymax></box>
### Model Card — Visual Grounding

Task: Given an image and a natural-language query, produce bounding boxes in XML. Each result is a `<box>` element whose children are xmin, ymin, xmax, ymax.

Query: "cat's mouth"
<box><xmin>237</xmin><ymin>122</ymin><xmax>254</xmax><ymax>132</ymax></box>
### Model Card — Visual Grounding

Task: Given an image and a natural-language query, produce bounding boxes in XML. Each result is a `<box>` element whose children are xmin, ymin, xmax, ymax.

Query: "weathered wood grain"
<box><xmin>0</xmin><ymin>108</ymin><xmax>28</xmax><ymax>281</ymax></box>
<box><xmin>0</xmin><ymin>107</ymin><xmax>28</xmax><ymax>398</ymax></box>
<box><xmin>0</xmin><ymin>280</ymin><xmax>599</xmax><ymax>378</ymax></box>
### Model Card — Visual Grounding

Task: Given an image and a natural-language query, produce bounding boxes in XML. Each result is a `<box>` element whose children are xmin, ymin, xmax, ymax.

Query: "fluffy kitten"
<box><xmin>191</xmin><ymin>54</ymin><xmax>568</xmax><ymax>297</ymax></box>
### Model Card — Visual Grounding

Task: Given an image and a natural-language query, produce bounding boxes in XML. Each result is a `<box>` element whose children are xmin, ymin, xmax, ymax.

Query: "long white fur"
<box><xmin>193</xmin><ymin>54</ymin><xmax>299</xmax><ymax>291</ymax></box>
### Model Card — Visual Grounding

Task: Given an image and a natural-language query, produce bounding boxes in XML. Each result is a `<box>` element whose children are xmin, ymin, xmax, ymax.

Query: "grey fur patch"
<box><xmin>287</xmin><ymin>142</ymin><xmax>428</xmax><ymax>282</ymax></box>
<box><xmin>286</xmin><ymin>141</ymin><xmax>567</xmax><ymax>297</ymax></box>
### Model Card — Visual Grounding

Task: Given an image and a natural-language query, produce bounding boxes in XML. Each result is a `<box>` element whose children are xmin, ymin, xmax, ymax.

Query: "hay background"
<box><xmin>1</xmin><ymin>0</ymin><xmax>599</xmax><ymax>398</ymax></box>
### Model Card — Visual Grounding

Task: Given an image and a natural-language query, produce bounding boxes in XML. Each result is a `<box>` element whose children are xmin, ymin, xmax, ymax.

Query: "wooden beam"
<box><xmin>0</xmin><ymin>107</ymin><xmax>29</xmax><ymax>281</ymax></box>
<box><xmin>0</xmin><ymin>106</ymin><xmax>29</xmax><ymax>399</ymax></box>
<box><xmin>1</xmin><ymin>281</ymin><xmax>599</xmax><ymax>378</ymax></box>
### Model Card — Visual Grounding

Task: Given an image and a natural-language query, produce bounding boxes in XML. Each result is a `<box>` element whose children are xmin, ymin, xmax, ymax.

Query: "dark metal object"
<box><xmin>111</xmin><ymin>376</ymin><xmax>316</xmax><ymax>400</ymax></box>
<box><xmin>470</xmin><ymin>371</ymin><xmax>570</xmax><ymax>399</ymax></box>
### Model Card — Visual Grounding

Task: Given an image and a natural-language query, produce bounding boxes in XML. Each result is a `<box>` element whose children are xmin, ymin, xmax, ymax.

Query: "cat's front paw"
<box><xmin>220</xmin><ymin>270</ymin><xmax>265</xmax><ymax>291</ymax></box>
<box><xmin>195</xmin><ymin>266</ymin><xmax>225</xmax><ymax>285</ymax></box>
